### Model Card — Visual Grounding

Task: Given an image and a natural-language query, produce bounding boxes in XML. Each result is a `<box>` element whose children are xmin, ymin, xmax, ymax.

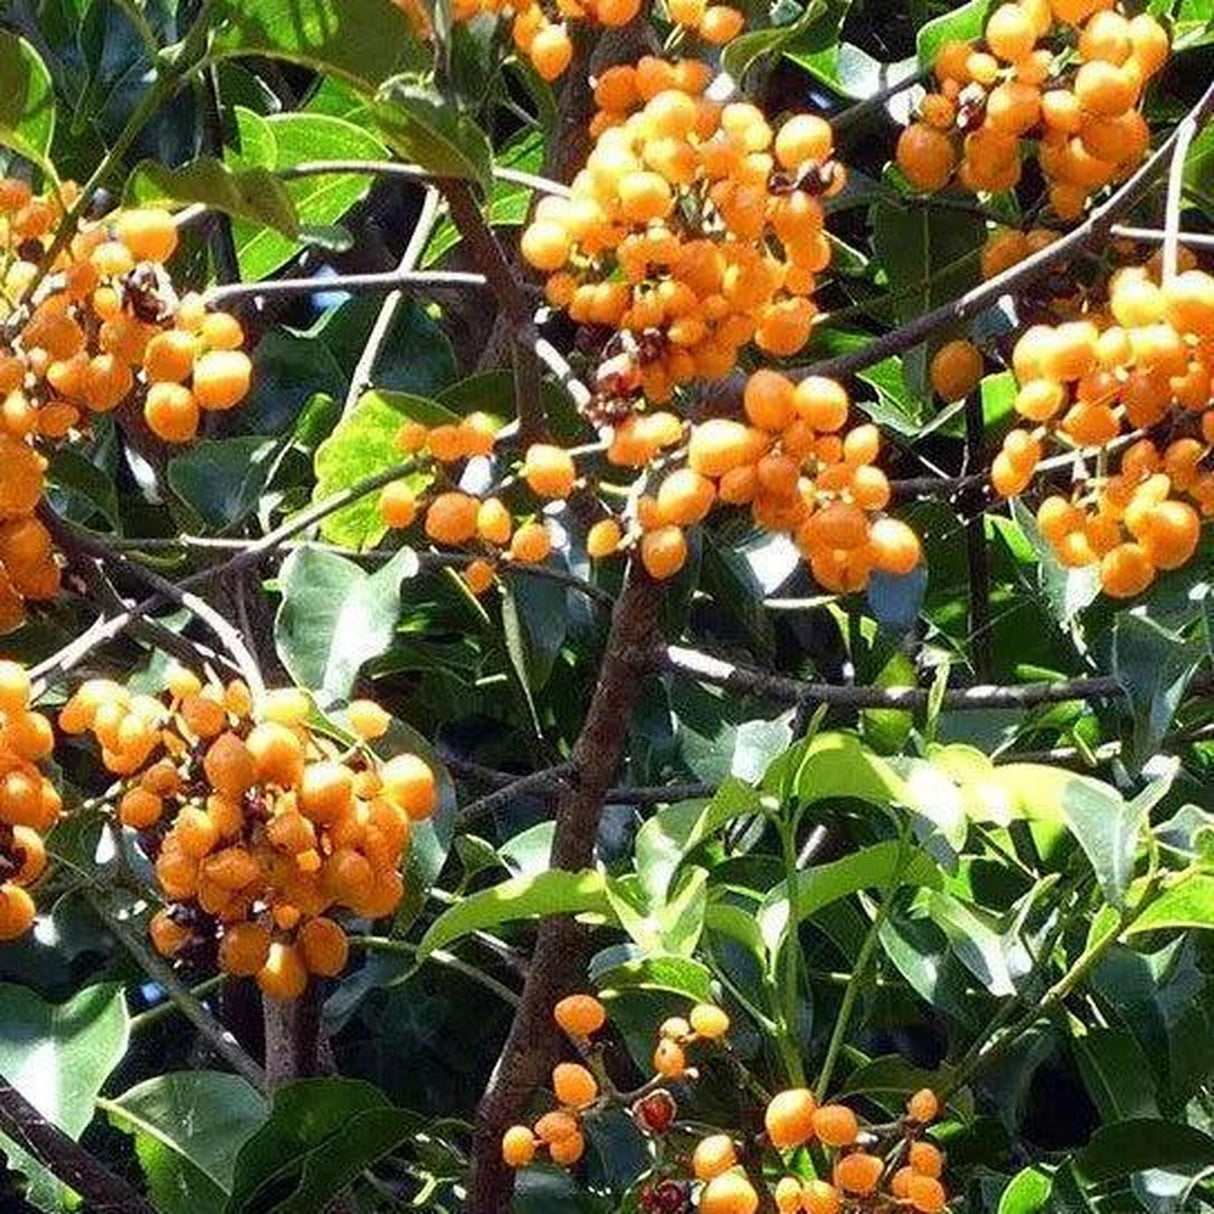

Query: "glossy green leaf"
<box><xmin>104</xmin><ymin>1073</ymin><xmax>268</xmax><ymax>1214</ymax></box>
<box><xmin>1074</xmin><ymin>1118</ymin><xmax>1214</xmax><ymax>1187</ymax></box>
<box><xmin>1127</xmin><ymin>873</ymin><xmax>1214</xmax><ymax>934</ymax></box>
<box><xmin>226</xmin><ymin>1078</ymin><xmax>417</xmax><ymax>1214</ymax></box>
<box><xmin>0</xmin><ymin>33</ymin><xmax>55</xmax><ymax>174</ymax></box>
<box><xmin>124</xmin><ymin>157</ymin><xmax>297</xmax><ymax>232</ymax></box>
<box><xmin>1072</xmin><ymin>1028</ymin><xmax>1159</xmax><ymax>1122</ymax></box>
<box><xmin>997</xmin><ymin>1168</ymin><xmax>1052</xmax><ymax>1214</ymax></box>
<box><xmin>274</xmin><ymin>545</ymin><xmax>420</xmax><ymax>704</ymax></box>
<box><xmin>916</xmin><ymin>0</ymin><xmax>988</xmax><ymax>66</ymax></box>
<box><xmin>167</xmin><ymin>437</ymin><xmax>280</xmax><ymax>531</ymax></box>
<box><xmin>0</xmin><ymin>983</ymin><xmax>127</xmax><ymax>1208</ymax></box>
<box><xmin>588</xmin><ymin>948</ymin><xmax>714</xmax><ymax>1001</ymax></box>
<box><xmin>311</xmin><ymin>390</ymin><xmax>447</xmax><ymax>548</ymax></box>
<box><xmin>371</xmin><ymin>79</ymin><xmax>494</xmax><ymax>195</ymax></box>
<box><xmin>208</xmin><ymin>0</ymin><xmax>418</xmax><ymax>90</ymax></box>
<box><xmin>418</xmin><ymin>869</ymin><xmax>611</xmax><ymax>957</ymax></box>
<box><xmin>1113</xmin><ymin>613</ymin><xmax>1205</xmax><ymax>772</ymax></box>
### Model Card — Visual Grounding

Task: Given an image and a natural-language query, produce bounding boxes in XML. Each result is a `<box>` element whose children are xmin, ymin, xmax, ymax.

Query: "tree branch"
<box><xmin>439</xmin><ymin>178</ymin><xmax>547</xmax><ymax>444</ymax></box>
<box><xmin>0</xmin><ymin>1078</ymin><xmax>157</xmax><ymax>1214</ymax></box>
<box><xmin>203</xmin><ymin>268</ymin><xmax>486</xmax><ymax>305</ymax></box>
<box><xmin>466</xmin><ymin>565</ymin><xmax>663</xmax><ymax>1213</ymax></box>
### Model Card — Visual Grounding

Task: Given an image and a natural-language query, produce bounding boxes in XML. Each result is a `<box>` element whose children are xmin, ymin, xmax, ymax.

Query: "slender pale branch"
<box><xmin>1110</xmin><ymin>225</ymin><xmax>1214</xmax><ymax>250</ymax></box>
<box><xmin>1163</xmin><ymin>105</ymin><xmax>1201</xmax><ymax>283</ymax></box>
<box><xmin>203</xmin><ymin>268</ymin><xmax>486</xmax><ymax>305</ymax></box>
<box><xmin>275</xmin><ymin>160</ymin><xmax>573</xmax><ymax>199</ymax></box>
<box><xmin>343</xmin><ymin>188</ymin><xmax>442</xmax><ymax>416</ymax></box>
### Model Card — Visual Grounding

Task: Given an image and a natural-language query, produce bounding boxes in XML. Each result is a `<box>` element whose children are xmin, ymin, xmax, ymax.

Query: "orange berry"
<box><xmin>554</xmin><ymin>993</ymin><xmax>606</xmax><ymax>1038</ymax></box>
<box><xmin>641</xmin><ymin>525</ymin><xmax>688</xmax><ymax>580</ymax></box>
<box><xmin>534</xmin><ymin>1109</ymin><xmax>580</xmax><ymax>1144</ymax></box>
<box><xmin>530</xmin><ymin>24</ymin><xmax>572</xmax><ymax>81</ymax></box>
<box><xmin>698</xmin><ymin>5</ymin><xmax>744</xmax><ymax>43</ymax></box>
<box><xmin>910</xmin><ymin>1140</ymin><xmax>944</xmax><ymax>1177</ymax></box>
<box><xmin>774</xmin><ymin>114</ymin><xmax>833</xmax><ymax>169</ymax></box>
<box><xmin>149</xmin><ymin>908</ymin><xmax>189</xmax><ymax>956</ymax></box>
<box><xmin>299</xmin><ymin>915</ymin><xmax>349</xmax><ymax>976</ymax></box>
<box><xmin>812</xmin><ymin>1104</ymin><xmax>859</xmax><ymax>1147</ymax></box>
<box><xmin>379</xmin><ymin>482</ymin><xmax>418</xmax><ymax>529</ymax></box>
<box><xmin>552</xmin><ymin>1062</ymin><xmax>597</xmax><ymax>1109</ymax></box>
<box><xmin>120</xmin><ymin>787</ymin><xmax>163</xmax><ymax>830</ymax></box>
<box><xmin>257</xmin><ymin>941</ymin><xmax>309</xmax><ymax>1001</ymax></box>
<box><xmin>381</xmin><ymin>753</ymin><xmax>437</xmax><ymax>820</ymax></box>
<box><xmin>219</xmin><ymin>921</ymin><xmax>271</xmax><ymax>976</ymax></box>
<box><xmin>587</xmin><ymin>518</ymin><xmax>622</xmax><ymax>559</ymax></box>
<box><xmin>501</xmin><ymin>1126</ymin><xmax>536</xmax><ymax>1168</ymax></box>
<box><xmin>802</xmin><ymin>1179</ymin><xmax>842</xmax><ymax>1214</ymax></box>
<box><xmin>930</xmin><ymin>339</ymin><xmax>984</xmax><ymax>400</ymax></box>
<box><xmin>908</xmin><ymin>1174</ymin><xmax>947</xmax><ymax>1213</ymax></box>
<box><xmin>986</xmin><ymin>3</ymin><xmax>1037</xmax><ymax>61</ymax></box>
<box><xmin>765</xmin><ymin>1088</ymin><xmax>816</xmax><ymax>1149</ymax></box>
<box><xmin>425</xmin><ymin>492</ymin><xmax>479</xmax><ymax>545</ymax></box>
<box><xmin>689</xmin><ymin>1002</ymin><xmax>729</xmax><ymax>1039</ymax></box>
<box><xmin>548</xmin><ymin>1130</ymin><xmax>585</xmax><ymax>1166</ymax></box>
<box><xmin>896</xmin><ymin>123</ymin><xmax>957</xmax><ymax>191</ymax></box>
<box><xmin>693</xmin><ymin>1135</ymin><xmax>737</xmax><ymax>1181</ymax></box>
<box><xmin>1100</xmin><ymin>542</ymin><xmax>1154</xmax><ymax>598</ymax></box>
<box><xmin>510</xmin><ymin>521</ymin><xmax>552</xmax><ymax>564</ymax></box>
<box><xmin>834</xmin><ymin>1151</ymin><xmax>882</xmax><ymax>1194</ymax></box>
<box><xmin>700</xmin><ymin>1172</ymin><xmax>758</xmax><ymax>1214</ymax></box>
<box><xmin>524</xmin><ymin>443</ymin><xmax>576</xmax><ymax>499</ymax></box>
<box><xmin>347</xmin><ymin>699</ymin><xmax>390</xmax><ymax>739</ymax></box>
<box><xmin>653</xmin><ymin>1037</ymin><xmax>686</xmax><ymax>1078</ymax></box>
<box><xmin>114</xmin><ymin>208</ymin><xmax>179</xmax><ymax>262</ymax></box>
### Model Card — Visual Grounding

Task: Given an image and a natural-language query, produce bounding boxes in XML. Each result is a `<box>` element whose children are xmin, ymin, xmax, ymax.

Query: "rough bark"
<box><xmin>465</xmin><ymin>566</ymin><xmax>663</xmax><ymax>1212</ymax></box>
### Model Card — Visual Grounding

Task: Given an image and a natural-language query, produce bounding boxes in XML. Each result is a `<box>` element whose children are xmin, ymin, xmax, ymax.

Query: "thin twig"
<box><xmin>1163</xmin><ymin>105</ymin><xmax>1201</xmax><ymax>283</ymax></box>
<box><xmin>203</xmin><ymin>268</ymin><xmax>486</xmax><ymax>305</ymax></box>
<box><xmin>962</xmin><ymin>389</ymin><xmax>992</xmax><ymax>680</ymax></box>
<box><xmin>793</xmin><ymin>79</ymin><xmax>1214</xmax><ymax>383</ymax></box>
<box><xmin>660</xmin><ymin>644</ymin><xmax>1135</xmax><ymax>710</ymax></box>
<box><xmin>275</xmin><ymin>160</ymin><xmax>573</xmax><ymax>199</ymax></box>
<box><xmin>1110</xmin><ymin>225</ymin><xmax>1214</xmax><ymax>250</ymax></box>
<box><xmin>342</xmin><ymin>188</ymin><xmax>443</xmax><ymax>417</ymax></box>
<box><xmin>440</xmin><ymin>178</ymin><xmax>547</xmax><ymax>443</ymax></box>
<box><xmin>457</xmin><ymin>763</ymin><xmax>576</xmax><ymax>825</ymax></box>
<box><xmin>85</xmin><ymin>885</ymin><xmax>267</xmax><ymax>1090</ymax></box>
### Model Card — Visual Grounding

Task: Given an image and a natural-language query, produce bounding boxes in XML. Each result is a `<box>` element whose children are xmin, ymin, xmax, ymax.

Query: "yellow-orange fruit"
<box><xmin>765</xmin><ymin>1088</ymin><xmax>816</xmax><ymax>1149</ymax></box>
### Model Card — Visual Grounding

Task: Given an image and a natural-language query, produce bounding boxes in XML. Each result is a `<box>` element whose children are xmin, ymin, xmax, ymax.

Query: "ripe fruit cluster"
<box><xmin>992</xmin><ymin>262</ymin><xmax>1214</xmax><ymax>598</ymax></box>
<box><xmin>0</xmin><ymin>181</ymin><xmax>253</xmax><ymax>631</ymax></box>
<box><xmin>501</xmin><ymin>994</ymin><xmax>730</xmax><ymax>1170</ymax></box>
<box><xmin>522</xmin><ymin>57</ymin><xmax>846</xmax><ymax>384</ymax></box>
<box><xmin>0</xmin><ymin>661</ymin><xmax>58</xmax><ymax>940</ymax></box>
<box><xmin>59</xmin><ymin>668</ymin><xmax>436</xmax><ymax>1000</ymax></box>
<box><xmin>897</xmin><ymin>3</ymin><xmax>1169</xmax><ymax>219</ymax></box>
<box><xmin>378</xmin><ymin>416</ymin><xmax>572</xmax><ymax>595</ymax></box>
<box><xmin>395</xmin><ymin>0</ymin><xmax>742</xmax><ymax>82</ymax></box>
<box><xmin>501</xmin><ymin>993</ymin><xmax>948</xmax><ymax>1214</ymax></box>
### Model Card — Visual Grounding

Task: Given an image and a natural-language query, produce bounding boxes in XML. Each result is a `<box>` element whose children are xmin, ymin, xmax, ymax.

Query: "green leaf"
<box><xmin>838</xmin><ymin>1055</ymin><xmax>960</xmax><ymax>1108</ymax></box>
<box><xmin>634</xmin><ymin>779</ymin><xmax>763</xmax><ymax>904</ymax></box>
<box><xmin>226</xmin><ymin>1078</ymin><xmax>417</xmax><ymax>1214</ymax></box>
<box><xmin>168</xmin><ymin>437</ymin><xmax>280</xmax><ymax>531</ymax></box>
<box><xmin>1127</xmin><ymin>873</ymin><xmax>1214</xmax><ymax>934</ymax></box>
<box><xmin>1072</xmin><ymin>1028</ymin><xmax>1159</xmax><ymax>1122</ymax></box>
<box><xmin>1074</xmin><ymin>1118</ymin><xmax>1214</xmax><ymax>1187</ymax></box>
<box><xmin>1009</xmin><ymin>498</ymin><xmax>1100</xmax><ymax>627</ymax></box>
<box><xmin>724</xmin><ymin>0</ymin><xmax>829</xmax><ymax>80</ymax></box>
<box><xmin>928</xmin><ymin>890</ymin><xmax>1027</xmax><ymax>996</ymax></box>
<box><xmin>371</xmin><ymin>79</ymin><xmax>494</xmax><ymax>196</ymax></box>
<box><xmin>916</xmin><ymin>0</ymin><xmax>988</xmax><ymax>67</ymax></box>
<box><xmin>208</xmin><ymin>0</ymin><xmax>418</xmax><ymax>91</ymax></box>
<box><xmin>45</xmin><ymin>446</ymin><xmax>121</xmax><ymax>531</ymax></box>
<box><xmin>786</xmin><ymin>731</ymin><xmax>911</xmax><ymax>808</ymax></box>
<box><xmin>274</xmin><ymin>545</ymin><xmax>420</xmax><ymax>704</ymax></box>
<box><xmin>104</xmin><ymin>1073</ymin><xmax>269</xmax><ymax>1214</ymax></box>
<box><xmin>311</xmin><ymin>390</ymin><xmax>448</xmax><ymax>548</ymax></box>
<box><xmin>123</xmin><ymin>157</ymin><xmax>298</xmax><ymax>232</ymax></box>
<box><xmin>417</xmin><ymin>869</ymin><xmax>612</xmax><ymax>957</ymax></box>
<box><xmin>0</xmin><ymin>983</ymin><xmax>128</xmax><ymax>1209</ymax></box>
<box><xmin>760</xmin><ymin>840</ymin><xmax>942</xmax><ymax>955</ymax></box>
<box><xmin>700</xmin><ymin>537</ymin><xmax>776</xmax><ymax>661</ymax></box>
<box><xmin>227</xmin><ymin>110</ymin><xmax>388</xmax><ymax>282</ymax></box>
<box><xmin>0</xmin><ymin>33</ymin><xmax>55</xmax><ymax>175</ymax></box>
<box><xmin>500</xmin><ymin>569</ymin><xmax>568</xmax><ymax>696</ymax></box>
<box><xmin>588</xmin><ymin>948</ymin><xmax>714</xmax><ymax>1001</ymax></box>
<box><xmin>1113</xmin><ymin>613</ymin><xmax>1205</xmax><ymax>772</ymax></box>
<box><xmin>997</xmin><ymin>1168</ymin><xmax>1053</xmax><ymax>1214</ymax></box>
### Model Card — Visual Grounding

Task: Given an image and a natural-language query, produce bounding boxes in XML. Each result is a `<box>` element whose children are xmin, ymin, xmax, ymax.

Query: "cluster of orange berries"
<box><xmin>897</xmin><ymin>1</ymin><xmax>1169</xmax><ymax>219</ymax></box>
<box><xmin>59</xmin><ymin>668</ymin><xmax>435</xmax><ymax>1000</ymax></box>
<box><xmin>618</xmin><ymin>372</ymin><xmax>922</xmax><ymax>589</ymax></box>
<box><xmin>502</xmin><ymin>993</ymin><xmax>947</xmax><ymax>1214</ymax></box>
<box><xmin>991</xmin><ymin>262</ymin><xmax>1214</xmax><ymax>597</ymax></box>
<box><xmin>0</xmin><ymin>662</ymin><xmax>58</xmax><ymax>940</ymax></box>
<box><xmin>378</xmin><ymin>417</ymin><xmax>574</xmax><ymax>594</ymax></box>
<box><xmin>697</xmin><ymin>1085</ymin><xmax>945</xmax><ymax>1214</ymax></box>
<box><xmin>522</xmin><ymin>58</ymin><xmax>847</xmax><ymax>389</ymax></box>
<box><xmin>396</xmin><ymin>0</ymin><xmax>742</xmax><ymax>81</ymax></box>
<box><xmin>0</xmin><ymin>180</ymin><xmax>252</xmax><ymax>630</ymax></box>
<box><xmin>501</xmin><ymin>994</ymin><xmax>731</xmax><ymax>1171</ymax></box>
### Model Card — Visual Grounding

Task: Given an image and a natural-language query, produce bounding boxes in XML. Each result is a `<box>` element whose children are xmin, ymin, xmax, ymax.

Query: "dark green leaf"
<box><xmin>1074</xmin><ymin>1118</ymin><xmax>1214</xmax><ymax>1187</ymax></box>
<box><xmin>124</xmin><ymin>157</ymin><xmax>298</xmax><ymax>232</ymax></box>
<box><xmin>418</xmin><ymin>869</ymin><xmax>612</xmax><ymax>957</ymax></box>
<box><xmin>167</xmin><ymin>437</ymin><xmax>280</xmax><ymax>531</ymax></box>
<box><xmin>105</xmin><ymin>1073</ymin><xmax>268</xmax><ymax>1214</ymax></box>
<box><xmin>226</xmin><ymin>1078</ymin><xmax>417</xmax><ymax>1214</ymax></box>
<box><xmin>371</xmin><ymin>79</ymin><xmax>493</xmax><ymax>195</ymax></box>
<box><xmin>1113</xmin><ymin>613</ymin><xmax>1205</xmax><ymax>772</ymax></box>
<box><xmin>208</xmin><ymin>0</ymin><xmax>419</xmax><ymax>91</ymax></box>
<box><xmin>588</xmin><ymin>948</ymin><xmax>714</xmax><ymax>1001</ymax></box>
<box><xmin>274</xmin><ymin>545</ymin><xmax>420</xmax><ymax>704</ymax></box>
<box><xmin>1072</xmin><ymin>1028</ymin><xmax>1159</xmax><ymax>1122</ymax></box>
<box><xmin>0</xmin><ymin>33</ymin><xmax>55</xmax><ymax>174</ymax></box>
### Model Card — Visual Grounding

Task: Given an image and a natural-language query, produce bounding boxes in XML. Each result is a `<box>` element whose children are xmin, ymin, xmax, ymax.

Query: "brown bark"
<box><xmin>262</xmin><ymin>984</ymin><xmax>324</xmax><ymax>1091</ymax></box>
<box><xmin>465</xmin><ymin>566</ymin><xmax>663</xmax><ymax>1212</ymax></box>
